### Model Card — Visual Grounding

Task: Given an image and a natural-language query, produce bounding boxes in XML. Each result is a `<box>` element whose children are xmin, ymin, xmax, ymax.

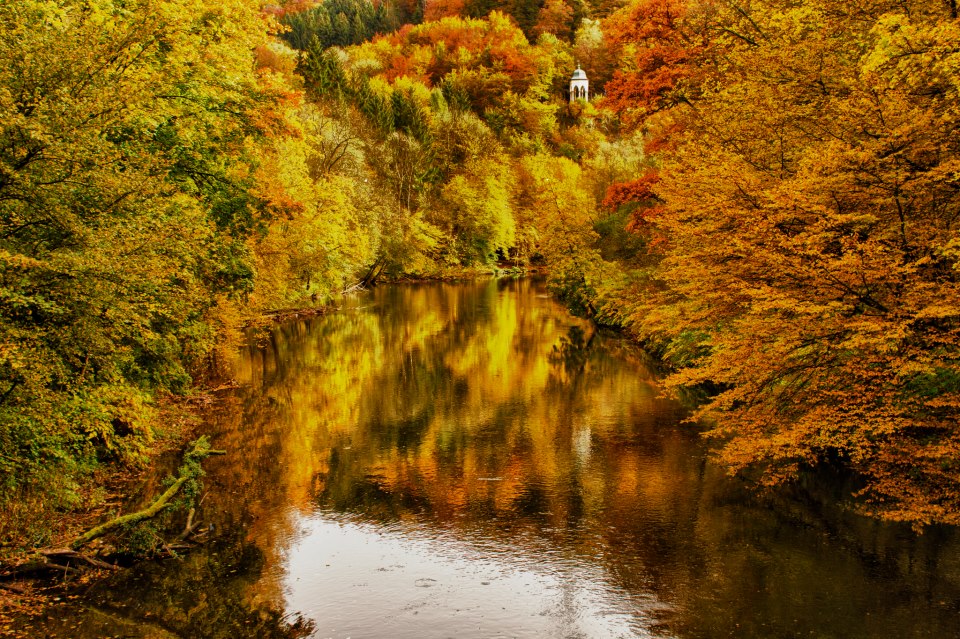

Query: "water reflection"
<box><xmin>21</xmin><ymin>531</ymin><xmax>315</xmax><ymax>639</ymax></box>
<box><xmin>21</xmin><ymin>278</ymin><xmax>960</xmax><ymax>638</ymax></box>
<box><xmin>230</xmin><ymin>278</ymin><xmax>686</xmax><ymax>637</ymax></box>
<box><xmin>283</xmin><ymin>515</ymin><xmax>668</xmax><ymax>639</ymax></box>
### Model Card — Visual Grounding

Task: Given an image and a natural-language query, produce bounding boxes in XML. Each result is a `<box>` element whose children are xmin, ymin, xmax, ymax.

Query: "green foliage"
<box><xmin>301</xmin><ymin>46</ymin><xmax>351</xmax><ymax>102</ymax></box>
<box><xmin>593</xmin><ymin>207</ymin><xmax>648</xmax><ymax>264</ymax></box>
<box><xmin>120</xmin><ymin>519</ymin><xmax>165</xmax><ymax>557</ymax></box>
<box><xmin>281</xmin><ymin>0</ymin><xmax>396</xmax><ymax>50</ymax></box>
<box><xmin>176</xmin><ymin>435</ymin><xmax>213</xmax><ymax>503</ymax></box>
<box><xmin>0</xmin><ymin>0</ymin><xmax>276</xmax><ymax>508</ymax></box>
<box><xmin>111</xmin><ymin>436</ymin><xmax>211</xmax><ymax>557</ymax></box>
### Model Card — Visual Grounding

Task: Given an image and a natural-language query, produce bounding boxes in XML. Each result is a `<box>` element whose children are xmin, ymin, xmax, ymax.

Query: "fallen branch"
<box><xmin>0</xmin><ymin>560</ymin><xmax>81</xmax><ymax>579</ymax></box>
<box><xmin>0</xmin><ymin>581</ymin><xmax>28</xmax><ymax>593</ymax></box>
<box><xmin>70</xmin><ymin>475</ymin><xmax>190</xmax><ymax>550</ymax></box>
<box><xmin>0</xmin><ymin>548</ymin><xmax>118</xmax><ymax>583</ymax></box>
<box><xmin>342</xmin><ymin>281</ymin><xmax>367</xmax><ymax>295</ymax></box>
<box><xmin>70</xmin><ymin>438</ymin><xmax>223</xmax><ymax>551</ymax></box>
<box><xmin>178</xmin><ymin>507</ymin><xmax>198</xmax><ymax>540</ymax></box>
<box><xmin>40</xmin><ymin>548</ymin><xmax>119</xmax><ymax>571</ymax></box>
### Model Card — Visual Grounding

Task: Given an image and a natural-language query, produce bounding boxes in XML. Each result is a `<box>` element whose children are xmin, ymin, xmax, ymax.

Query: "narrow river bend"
<box><xmin>29</xmin><ymin>279</ymin><xmax>960</xmax><ymax>638</ymax></box>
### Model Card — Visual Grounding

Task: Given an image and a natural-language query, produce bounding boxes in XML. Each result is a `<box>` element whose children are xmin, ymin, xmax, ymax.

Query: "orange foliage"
<box><xmin>642</xmin><ymin>120</ymin><xmax>684</xmax><ymax>154</ymax></box>
<box><xmin>266</xmin><ymin>0</ymin><xmax>320</xmax><ymax>17</ymax></box>
<box><xmin>533</xmin><ymin>0</ymin><xmax>574</xmax><ymax>40</ymax></box>
<box><xmin>423</xmin><ymin>0</ymin><xmax>466</xmax><ymax>21</ymax></box>
<box><xmin>361</xmin><ymin>13</ymin><xmax>543</xmax><ymax>92</ymax></box>
<box><xmin>633</xmin><ymin>1</ymin><xmax>960</xmax><ymax>526</ymax></box>
<box><xmin>601</xmin><ymin>0</ymin><xmax>707</xmax><ymax>127</ymax></box>
<box><xmin>255</xmin><ymin>44</ymin><xmax>298</xmax><ymax>77</ymax></box>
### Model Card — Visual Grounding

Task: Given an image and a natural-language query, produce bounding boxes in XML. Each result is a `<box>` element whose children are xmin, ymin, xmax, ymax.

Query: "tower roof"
<box><xmin>571</xmin><ymin>65</ymin><xmax>587</xmax><ymax>81</ymax></box>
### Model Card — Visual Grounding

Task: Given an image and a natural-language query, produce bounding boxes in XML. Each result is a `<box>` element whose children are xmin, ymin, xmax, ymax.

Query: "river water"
<box><xmin>22</xmin><ymin>279</ymin><xmax>960</xmax><ymax>638</ymax></box>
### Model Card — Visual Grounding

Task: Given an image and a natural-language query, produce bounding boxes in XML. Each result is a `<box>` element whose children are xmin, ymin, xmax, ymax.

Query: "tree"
<box><xmin>636</xmin><ymin>0</ymin><xmax>960</xmax><ymax>525</ymax></box>
<box><xmin>280</xmin><ymin>0</ymin><xmax>395</xmax><ymax>50</ymax></box>
<box><xmin>0</xmin><ymin>0</ymin><xmax>277</xmax><ymax>514</ymax></box>
<box><xmin>572</xmin><ymin>18</ymin><xmax>615</xmax><ymax>91</ymax></box>
<box><xmin>439</xmin><ymin>158</ymin><xmax>516</xmax><ymax>262</ymax></box>
<box><xmin>601</xmin><ymin>0</ymin><xmax>708</xmax><ymax>129</ymax></box>
<box><xmin>533</xmin><ymin>0</ymin><xmax>575</xmax><ymax>41</ymax></box>
<box><xmin>424</xmin><ymin>0</ymin><xmax>467</xmax><ymax>21</ymax></box>
<box><xmin>516</xmin><ymin>154</ymin><xmax>615</xmax><ymax>317</ymax></box>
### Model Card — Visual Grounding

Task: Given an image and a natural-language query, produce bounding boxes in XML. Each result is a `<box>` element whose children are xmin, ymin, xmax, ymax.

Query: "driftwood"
<box><xmin>41</xmin><ymin>548</ymin><xmax>119</xmax><ymax>571</ymax></box>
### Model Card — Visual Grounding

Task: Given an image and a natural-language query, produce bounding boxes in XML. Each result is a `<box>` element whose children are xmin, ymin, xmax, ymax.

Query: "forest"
<box><xmin>1</xmin><ymin>0</ymin><xmax>959</xmax><ymax>560</ymax></box>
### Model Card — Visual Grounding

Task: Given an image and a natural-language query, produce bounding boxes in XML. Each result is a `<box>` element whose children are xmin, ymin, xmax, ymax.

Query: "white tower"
<box><xmin>569</xmin><ymin>64</ymin><xmax>588</xmax><ymax>103</ymax></box>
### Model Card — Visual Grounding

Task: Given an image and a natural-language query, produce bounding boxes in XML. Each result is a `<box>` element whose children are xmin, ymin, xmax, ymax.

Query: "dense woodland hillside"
<box><xmin>1</xmin><ymin>0</ymin><xmax>959</xmax><ymax>553</ymax></box>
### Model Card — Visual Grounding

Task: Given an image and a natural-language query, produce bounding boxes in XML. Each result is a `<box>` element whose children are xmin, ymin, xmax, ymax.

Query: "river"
<box><xmin>21</xmin><ymin>279</ymin><xmax>960</xmax><ymax>638</ymax></box>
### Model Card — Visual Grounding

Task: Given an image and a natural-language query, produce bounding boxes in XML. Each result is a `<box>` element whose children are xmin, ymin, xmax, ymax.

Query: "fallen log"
<box><xmin>0</xmin><ymin>560</ymin><xmax>81</xmax><ymax>579</ymax></box>
<box><xmin>0</xmin><ymin>581</ymin><xmax>28</xmax><ymax>593</ymax></box>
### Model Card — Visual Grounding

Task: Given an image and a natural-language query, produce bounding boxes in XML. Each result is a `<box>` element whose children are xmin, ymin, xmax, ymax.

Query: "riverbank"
<box><xmin>0</xmin><ymin>391</ymin><xmax>224</xmax><ymax>632</ymax></box>
<box><xmin>0</xmin><ymin>272</ymin><xmax>493</xmax><ymax>627</ymax></box>
<box><xmin>9</xmin><ymin>278</ymin><xmax>957</xmax><ymax>639</ymax></box>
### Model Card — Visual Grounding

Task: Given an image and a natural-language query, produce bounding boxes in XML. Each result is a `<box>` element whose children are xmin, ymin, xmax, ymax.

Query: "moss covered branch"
<box><xmin>70</xmin><ymin>437</ymin><xmax>224</xmax><ymax>551</ymax></box>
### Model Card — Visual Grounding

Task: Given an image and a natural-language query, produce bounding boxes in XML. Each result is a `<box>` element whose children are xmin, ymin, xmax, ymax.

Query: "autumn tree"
<box><xmin>296</xmin><ymin>11</ymin><xmax>585</xmax><ymax>270</ymax></box>
<box><xmin>635</xmin><ymin>0</ymin><xmax>960</xmax><ymax>525</ymax></box>
<box><xmin>424</xmin><ymin>0</ymin><xmax>467</xmax><ymax>21</ymax></box>
<box><xmin>602</xmin><ymin>0</ymin><xmax>708</xmax><ymax>127</ymax></box>
<box><xmin>533</xmin><ymin>0</ymin><xmax>575</xmax><ymax>41</ymax></box>
<box><xmin>249</xmin><ymin>102</ymin><xmax>381</xmax><ymax>309</ymax></box>
<box><xmin>516</xmin><ymin>154</ymin><xmax>618</xmax><ymax>316</ymax></box>
<box><xmin>592</xmin><ymin>0</ymin><xmax>705</xmax><ymax>224</ymax></box>
<box><xmin>0</xmin><ymin>0</ymin><xmax>280</xmax><ymax>519</ymax></box>
<box><xmin>571</xmin><ymin>18</ymin><xmax>615</xmax><ymax>91</ymax></box>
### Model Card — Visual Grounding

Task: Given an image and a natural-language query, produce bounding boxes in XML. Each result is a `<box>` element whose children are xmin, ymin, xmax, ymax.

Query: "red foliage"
<box><xmin>602</xmin><ymin>170</ymin><xmax>660</xmax><ymax>211</ymax></box>
<box><xmin>626</xmin><ymin>204</ymin><xmax>664</xmax><ymax>232</ymax></box>
<box><xmin>385</xmin><ymin>52</ymin><xmax>423</xmax><ymax>83</ymax></box>
<box><xmin>601</xmin><ymin>0</ymin><xmax>705</xmax><ymax>123</ymax></box>
<box><xmin>603</xmin><ymin>170</ymin><xmax>664</xmax><ymax>232</ymax></box>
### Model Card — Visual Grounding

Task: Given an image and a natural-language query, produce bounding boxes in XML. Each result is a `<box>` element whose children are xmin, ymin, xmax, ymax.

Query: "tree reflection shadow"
<box><xmin>549</xmin><ymin>325</ymin><xmax>595</xmax><ymax>378</ymax></box>
<box><xmin>24</xmin><ymin>533</ymin><xmax>315</xmax><ymax>639</ymax></box>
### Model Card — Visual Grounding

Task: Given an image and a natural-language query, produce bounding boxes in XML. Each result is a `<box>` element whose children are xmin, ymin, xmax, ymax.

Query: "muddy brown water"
<box><xmin>18</xmin><ymin>279</ymin><xmax>960</xmax><ymax>638</ymax></box>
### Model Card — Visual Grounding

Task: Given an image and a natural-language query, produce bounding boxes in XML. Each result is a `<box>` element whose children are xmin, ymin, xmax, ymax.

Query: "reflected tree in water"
<box><xmin>549</xmin><ymin>324</ymin><xmax>596</xmax><ymax>379</ymax></box>
<box><xmin>24</xmin><ymin>533</ymin><xmax>314</xmax><ymax>639</ymax></box>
